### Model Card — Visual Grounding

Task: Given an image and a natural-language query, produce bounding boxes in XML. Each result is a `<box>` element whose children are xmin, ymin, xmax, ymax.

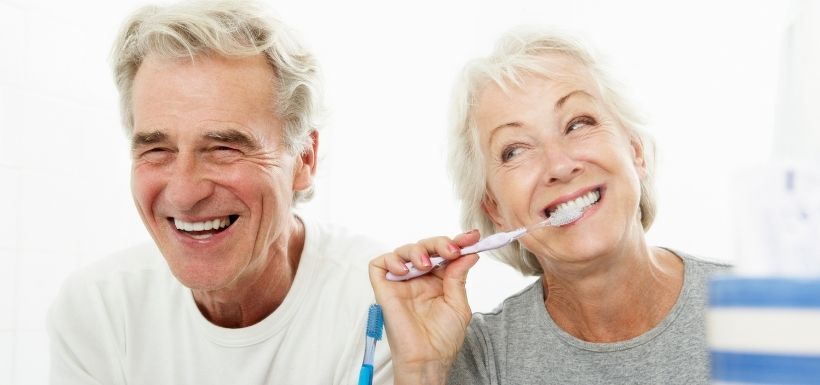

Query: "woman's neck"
<box><xmin>541</xmin><ymin>245</ymin><xmax>684</xmax><ymax>342</ymax></box>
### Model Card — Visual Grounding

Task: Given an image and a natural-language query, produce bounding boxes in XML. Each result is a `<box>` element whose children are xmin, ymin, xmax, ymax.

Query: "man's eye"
<box><xmin>140</xmin><ymin>148</ymin><xmax>172</xmax><ymax>161</ymax></box>
<box><xmin>501</xmin><ymin>146</ymin><xmax>524</xmax><ymax>162</ymax></box>
<box><xmin>212</xmin><ymin>146</ymin><xmax>240</xmax><ymax>154</ymax></box>
<box><xmin>209</xmin><ymin>146</ymin><xmax>242</xmax><ymax>160</ymax></box>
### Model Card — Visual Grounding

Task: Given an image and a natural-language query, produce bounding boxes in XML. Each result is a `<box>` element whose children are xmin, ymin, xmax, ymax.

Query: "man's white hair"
<box><xmin>112</xmin><ymin>0</ymin><xmax>323</xmax><ymax>201</ymax></box>
<box><xmin>447</xmin><ymin>27</ymin><xmax>657</xmax><ymax>276</ymax></box>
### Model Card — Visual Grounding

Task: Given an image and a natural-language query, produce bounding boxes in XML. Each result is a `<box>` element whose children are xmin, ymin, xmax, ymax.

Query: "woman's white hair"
<box><xmin>111</xmin><ymin>0</ymin><xmax>323</xmax><ymax>202</ymax></box>
<box><xmin>448</xmin><ymin>27</ymin><xmax>657</xmax><ymax>276</ymax></box>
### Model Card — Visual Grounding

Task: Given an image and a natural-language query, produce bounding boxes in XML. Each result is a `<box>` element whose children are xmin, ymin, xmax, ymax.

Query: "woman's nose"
<box><xmin>541</xmin><ymin>144</ymin><xmax>583</xmax><ymax>185</ymax></box>
<box><xmin>164</xmin><ymin>154</ymin><xmax>214</xmax><ymax>211</ymax></box>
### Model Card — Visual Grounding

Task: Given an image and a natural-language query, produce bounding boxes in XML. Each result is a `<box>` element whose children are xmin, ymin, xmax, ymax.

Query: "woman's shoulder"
<box><xmin>666</xmin><ymin>248</ymin><xmax>733</xmax><ymax>310</ymax></box>
<box><xmin>667</xmin><ymin>248</ymin><xmax>733</xmax><ymax>275</ymax></box>
<box><xmin>470</xmin><ymin>279</ymin><xmax>544</xmax><ymax>334</ymax></box>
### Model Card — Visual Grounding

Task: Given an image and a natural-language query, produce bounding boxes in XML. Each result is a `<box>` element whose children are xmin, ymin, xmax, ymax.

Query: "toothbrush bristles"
<box><xmin>547</xmin><ymin>208</ymin><xmax>583</xmax><ymax>227</ymax></box>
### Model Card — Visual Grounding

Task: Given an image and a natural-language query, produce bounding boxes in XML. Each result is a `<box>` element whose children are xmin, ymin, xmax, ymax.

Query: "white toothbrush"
<box><xmin>385</xmin><ymin>207</ymin><xmax>583</xmax><ymax>281</ymax></box>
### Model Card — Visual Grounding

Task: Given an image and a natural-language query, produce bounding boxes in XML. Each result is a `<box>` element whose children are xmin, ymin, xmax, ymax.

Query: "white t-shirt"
<box><xmin>47</xmin><ymin>216</ymin><xmax>393</xmax><ymax>384</ymax></box>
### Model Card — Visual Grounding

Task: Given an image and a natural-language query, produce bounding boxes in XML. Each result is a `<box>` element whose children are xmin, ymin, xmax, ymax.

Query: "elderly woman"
<box><xmin>369</xmin><ymin>28</ymin><xmax>729</xmax><ymax>385</ymax></box>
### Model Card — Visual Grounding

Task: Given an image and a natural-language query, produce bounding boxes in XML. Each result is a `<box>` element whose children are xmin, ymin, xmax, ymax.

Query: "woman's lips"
<box><xmin>542</xmin><ymin>186</ymin><xmax>604</xmax><ymax>218</ymax></box>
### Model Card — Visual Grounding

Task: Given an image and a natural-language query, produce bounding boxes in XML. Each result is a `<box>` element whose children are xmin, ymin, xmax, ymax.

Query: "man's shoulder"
<box><xmin>302</xmin><ymin>216</ymin><xmax>389</xmax><ymax>267</ymax></box>
<box><xmin>63</xmin><ymin>242</ymin><xmax>168</xmax><ymax>288</ymax></box>
<box><xmin>49</xmin><ymin>242</ymin><xmax>173</xmax><ymax>330</ymax></box>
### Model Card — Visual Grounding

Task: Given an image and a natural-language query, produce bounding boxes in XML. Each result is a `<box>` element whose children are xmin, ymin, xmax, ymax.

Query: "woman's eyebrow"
<box><xmin>488</xmin><ymin>121</ymin><xmax>523</xmax><ymax>147</ymax></box>
<box><xmin>554</xmin><ymin>89</ymin><xmax>594</xmax><ymax>110</ymax></box>
<box><xmin>487</xmin><ymin>90</ymin><xmax>595</xmax><ymax>146</ymax></box>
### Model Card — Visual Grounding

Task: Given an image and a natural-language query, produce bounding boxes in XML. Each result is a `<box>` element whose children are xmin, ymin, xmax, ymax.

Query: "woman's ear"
<box><xmin>629</xmin><ymin>135</ymin><xmax>648</xmax><ymax>179</ymax></box>
<box><xmin>481</xmin><ymin>192</ymin><xmax>505</xmax><ymax>229</ymax></box>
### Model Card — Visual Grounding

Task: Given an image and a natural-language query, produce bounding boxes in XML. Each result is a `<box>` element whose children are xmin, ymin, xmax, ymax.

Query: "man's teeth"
<box><xmin>174</xmin><ymin>217</ymin><xmax>231</xmax><ymax>232</ymax></box>
<box><xmin>553</xmin><ymin>190</ymin><xmax>600</xmax><ymax>214</ymax></box>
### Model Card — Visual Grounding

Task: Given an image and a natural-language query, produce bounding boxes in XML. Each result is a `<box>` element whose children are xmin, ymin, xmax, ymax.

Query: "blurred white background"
<box><xmin>1</xmin><ymin>0</ymin><xmax>817</xmax><ymax>383</ymax></box>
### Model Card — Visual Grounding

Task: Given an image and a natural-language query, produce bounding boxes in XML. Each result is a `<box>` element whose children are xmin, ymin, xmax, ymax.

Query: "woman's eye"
<box><xmin>501</xmin><ymin>146</ymin><xmax>524</xmax><ymax>162</ymax></box>
<box><xmin>566</xmin><ymin>116</ymin><xmax>596</xmax><ymax>133</ymax></box>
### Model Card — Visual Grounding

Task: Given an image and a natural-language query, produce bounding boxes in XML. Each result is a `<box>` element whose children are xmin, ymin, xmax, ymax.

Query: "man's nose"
<box><xmin>164</xmin><ymin>153</ymin><xmax>214</xmax><ymax>211</ymax></box>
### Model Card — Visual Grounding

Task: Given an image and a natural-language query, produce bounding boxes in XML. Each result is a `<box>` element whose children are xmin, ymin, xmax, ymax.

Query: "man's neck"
<box><xmin>192</xmin><ymin>215</ymin><xmax>306</xmax><ymax>328</ymax></box>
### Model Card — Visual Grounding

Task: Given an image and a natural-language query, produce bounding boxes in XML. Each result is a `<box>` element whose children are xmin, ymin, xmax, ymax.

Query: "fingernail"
<box><xmin>448</xmin><ymin>244</ymin><xmax>460</xmax><ymax>255</ymax></box>
<box><xmin>421</xmin><ymin>254</ymin><xmax>432</xmax><ymax>267</ymax></box>
<box><xmin>400</xmin><ymin>262</ymin><xmax>409</xmax><ymax>272</ymax></box>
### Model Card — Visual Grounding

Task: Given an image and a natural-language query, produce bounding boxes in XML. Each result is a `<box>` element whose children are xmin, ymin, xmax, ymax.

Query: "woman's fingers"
<box><xmin>367</xmin><ymin>230</ymin><xmax>485</xmax><ymax>383</ymax></box>
<box><xmin>452</xmin><ymin>229</ymin><xmax>481</xmax><ymax>250</ymax></box>
<box><xmin>380</xmin><ymin>248</ymin><xmax>413</xmax><ymax>276</ymax></box>
<box><xmin>441</xmin><ymin>253</ymin><xmax>479</xmax><ymax>316</ymax></box>
<box><xmin>372</xmin><ymin>230</ymin><xmax>482</xmax><ymax>284</ymax></box>
<box><xmin>386</xmin><ymin>235</ymin><xmax>476</xmax><ymax>276</ymax></box>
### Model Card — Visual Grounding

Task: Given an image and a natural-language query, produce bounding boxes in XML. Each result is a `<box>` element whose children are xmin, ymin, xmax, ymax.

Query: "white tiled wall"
<box><xmin>14</xmin><ymin>331</ymin><xmax>49</xmax><ymax>385</ymax></box>
<box><xmin>0</xmin><ymin>249</ymin><xmax>16</xmax><ymax>331</ymax></box>
<box><xmin>0</xmin><ymin>88</ymin><xmax>23</xmax><ymax>168</ymax></box>
<box><xmin>0</xmin><ymin>167</ymin><xmax>19</xmax><ymax>250</ymax></box>
<box><xmin>0</xmin><ymin>331</ymin><xmax>13</xmax><ymax>385</ymax></box>
<box><xmin>0</xmin><ymin>3</ymin><xmax>25</xmax><ymax>89</ymax></box>
<box><xmin>0</xmin><ymin>1</ymin><xmax>151</xmax><ymax>384</ymax></box>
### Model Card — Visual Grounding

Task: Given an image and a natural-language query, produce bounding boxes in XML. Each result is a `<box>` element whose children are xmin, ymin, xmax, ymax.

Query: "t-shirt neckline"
<box><xmin>183</xmin><ymin>214</ymin><xmax>320</xmax><ymax>347</ymax></box>
<box><xmin>535</xmin><ymin>249</ymin><xmax>693</xmax><ymax>352</ymax></box>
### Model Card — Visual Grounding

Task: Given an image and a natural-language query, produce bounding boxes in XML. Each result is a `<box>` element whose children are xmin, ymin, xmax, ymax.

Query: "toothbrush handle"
<box><xmin>385</xmin><ymin>231</ymin><xmax>519</xmax><ymax>281</ymax></box>
<box><xmin>386</xmin><ymin>256</ymin><xmax>447</xmax><ymax>281</ymax></box>
<box><xmin>460</xmin><ymin>231</ymin><xmax>515</xmax><ymax>254</ymax></box>
<box><xmin>358</xmin><ymin>364</ymin><xmax>374</xmax><ymax>385</ymax></box>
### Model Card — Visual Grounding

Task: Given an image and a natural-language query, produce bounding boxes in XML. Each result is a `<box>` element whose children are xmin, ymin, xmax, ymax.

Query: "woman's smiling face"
<box><xmin>476</xmin><ymin>53</ymin><xmax>648</xmax><ymax>266</ymax></box>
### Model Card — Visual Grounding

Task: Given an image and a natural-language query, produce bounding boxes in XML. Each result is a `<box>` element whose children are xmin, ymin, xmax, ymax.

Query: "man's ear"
<box><xmin>293</xmin><ymin>130</ymin><xmax>319</xmax><ymax>192</ymax></box>
<box><xmin>480</xmin><ymin>191</ymin><xmax>505</xmax><ymax>230</ymax></box>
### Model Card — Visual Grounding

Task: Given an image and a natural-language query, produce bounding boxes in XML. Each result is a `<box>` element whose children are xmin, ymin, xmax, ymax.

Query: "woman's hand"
<box><xmin>368</xmin><ymin>230</ymin><xmax>481</xmax><ymax>385</ymax></box>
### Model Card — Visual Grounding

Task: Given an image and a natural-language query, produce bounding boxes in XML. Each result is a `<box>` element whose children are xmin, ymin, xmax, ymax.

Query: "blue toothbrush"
<box><xmin>358</xmin><ymin>304</ymin><xmax>384</xmax><ymax>385</ymax></box>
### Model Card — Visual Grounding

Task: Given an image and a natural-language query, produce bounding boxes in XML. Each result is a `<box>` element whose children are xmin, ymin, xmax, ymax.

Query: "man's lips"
<box><xmin>168</xmin><ymin>215</ymin><xmax>239</xmax><ymax>240</ymax></box>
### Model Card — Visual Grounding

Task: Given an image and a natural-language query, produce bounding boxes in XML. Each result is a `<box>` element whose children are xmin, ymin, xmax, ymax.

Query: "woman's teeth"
<box><xmin>174</xmin><ymin>217</ymin><xmax>231</xmax><ymax>232</ymax></box>
<box><xmin>551</xmin><ymin>189</ymin><xmax>600</xmax><ymax>215</ymax></box>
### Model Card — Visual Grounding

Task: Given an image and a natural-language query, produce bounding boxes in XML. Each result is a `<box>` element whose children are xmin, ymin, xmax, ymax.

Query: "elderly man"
<box><xmin>47</xmin><ymin>1</ymin><xmax>391</xmax><ymax>383</ymax></box>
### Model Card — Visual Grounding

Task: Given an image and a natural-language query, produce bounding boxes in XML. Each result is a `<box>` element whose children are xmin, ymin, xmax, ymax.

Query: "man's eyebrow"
<box><xmin>554</xmin><ymin>89</ymin><xmax>594</xmax><ymax>110</ymax></box>
<box><xmin>204</xmin><ymin>129</ymin><xmax>261</xmax><ymax>150</ymax></box>
<box><xmin>131</xmin><ymin>130</ymin><xmax>167</xmax><ymax>150</ymax></box>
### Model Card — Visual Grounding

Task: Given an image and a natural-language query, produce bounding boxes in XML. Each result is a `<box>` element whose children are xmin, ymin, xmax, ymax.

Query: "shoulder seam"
<box><xmin>474</xmin><ymin>279</ymin><xmax>541</xmax><ymax>317</ymax></box>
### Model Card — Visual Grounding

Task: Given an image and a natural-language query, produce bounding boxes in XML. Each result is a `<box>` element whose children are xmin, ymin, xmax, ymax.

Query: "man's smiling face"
<box><xmin>129</xmin><ymin>54</ymin><xmax>312</xmax><ymax>291</ymax></box>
